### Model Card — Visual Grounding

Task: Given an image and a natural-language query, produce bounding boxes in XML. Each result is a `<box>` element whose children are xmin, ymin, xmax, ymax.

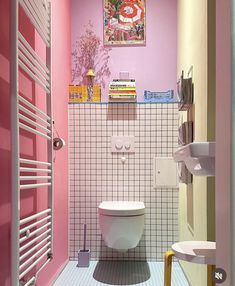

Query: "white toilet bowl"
<box><xmin>98</xmin><ymin>201</ymin><xmax>145</xmax><ymax>252</ymax></box>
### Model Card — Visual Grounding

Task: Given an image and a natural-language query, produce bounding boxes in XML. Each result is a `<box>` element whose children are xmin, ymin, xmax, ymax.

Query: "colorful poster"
<box><xmin>103</xmin><ymin>0</ymin><xmax>146</xmax><ymax>46</ymax></box>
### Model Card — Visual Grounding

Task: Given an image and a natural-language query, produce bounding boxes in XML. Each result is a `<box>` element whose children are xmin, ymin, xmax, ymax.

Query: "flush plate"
<box><xmin>111</xmin><ymin>136</ymin><xmax>135</xmax><ymax>153</ymax></box>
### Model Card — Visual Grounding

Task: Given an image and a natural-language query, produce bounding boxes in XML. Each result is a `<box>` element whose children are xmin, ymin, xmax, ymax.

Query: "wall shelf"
<box><xmin>68</xmin><ymin>101</ymin><xmax>179</xmax><ymax>105</ymax></box>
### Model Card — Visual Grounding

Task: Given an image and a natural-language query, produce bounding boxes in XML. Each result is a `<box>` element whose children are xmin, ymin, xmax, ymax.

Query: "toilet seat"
<box><xmin>98</xmin><ymin>201</ymin><xmax>145</xmax><ymax>216</ymax></box>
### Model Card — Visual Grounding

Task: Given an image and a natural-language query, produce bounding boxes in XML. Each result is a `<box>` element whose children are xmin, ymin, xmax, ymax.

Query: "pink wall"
<box><xmin>36</xmin><ymin>0</ymin><xmax>70</xmax><ymax>284</ymax></box>
<box><xmin>0</xmin><ymin>0</ymin><xmax>70</xmax><ymax>285</ymax></box>
<box><xmin>0</xmin><ymin>0</ymin><xmax>11</xmax><ymax>284</ymax></box>
<box><xmin>216</xmin><ymin>0</ymin><xmax>231</xmax><ymax>285</ymax></box>
<box><xmin>71</xmin><ymin>0</ymin><xmax>177</xmax><ymax>101</ymax></box>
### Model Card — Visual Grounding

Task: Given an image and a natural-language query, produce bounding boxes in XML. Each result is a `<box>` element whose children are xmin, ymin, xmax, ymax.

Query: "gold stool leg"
<box><xmin>207</xmin><ymin>264</ymin><xmax>215</xmax><ymax>286</ymax></box>
<box><xmin>164</xmin><ymin>250</ymin><xmax>175</xmax><ymax>286</ymax></box>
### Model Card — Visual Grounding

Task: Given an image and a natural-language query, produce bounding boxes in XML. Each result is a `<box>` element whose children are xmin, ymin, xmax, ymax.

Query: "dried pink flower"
<box><xmin>72</xmin><ymin>21</ymin><xmax>111</xmax><ymax>89</ymax></box>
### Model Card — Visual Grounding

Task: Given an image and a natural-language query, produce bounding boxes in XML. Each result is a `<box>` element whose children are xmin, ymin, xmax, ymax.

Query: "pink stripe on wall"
<box><xmin>216</xmin><ymin>0</ymin><xmax>231</xmax><ymax>285</ymax></box>
<box><xmin>0</xmin><ymin>0</ymin><xmax>14</xmax><ymax>284</ymax></box>
<box><xmin>36</xmin><ymin>0</ymin><xmax>70</xmax><ymax>284</ymax></box>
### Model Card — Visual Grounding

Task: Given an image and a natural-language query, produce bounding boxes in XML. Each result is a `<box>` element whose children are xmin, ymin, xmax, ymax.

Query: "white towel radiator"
<box><xmin>11</xmin><ymin>0</ymin><xmax>53</xmax><ymax>285</ymax></box>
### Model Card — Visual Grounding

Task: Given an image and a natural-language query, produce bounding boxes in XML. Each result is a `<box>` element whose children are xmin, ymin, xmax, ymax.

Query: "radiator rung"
<box><xmin>20</xmin><ymin>175</ymin><xmax>51</xmax><ymax>181</ymax></box>
<box><xmin>19</xmin><ymin>236</ymin><xmax>51</xmax><ymax>262</ymax></box>
<box><xmin>20</xmin><ymin>222</ymin><xmax>51</xmax><ymax>244</ymax></box>
<box><xmin>20</xmin><ymin>209</ymin><xmax>51</xmax><ymax>225</ymax></box>
<box><xmin>32</xmin><ymin>0</ymin><xmax>50</xmax><ymax>27</ymax></box>
<box><xmin>19</xmin><ymin>241</ymin><xmax>51</xmax><ymax>270</ymax></box>
<box><xmin>19</xmin><ymin>249</ymin><xmax>51</xmax><ymax>280</ymax></box>
<box><xmin>18</xmin><ymin>41</ymin><xmax>48</xmax><ymax>79</ymax></box>
<box><xmin>20</xmin><ymin>215</ymin><xmax>51</xmax><ymax>234</ymax></box>
<box><xmin>20</xmin><ymin>182</ymin><xmax>51</xmax><ymax>190</ymax></box>
<box><xmin>18</xmin><ymin>49</ymin><xmax>50</xmax><ymax>84</ymax></box>
<box><xmin>19</xmin><ymin>122</ymin><xmax>51</xmax><ymax>140</ymax></box>
<box><xmin>19</xmin><ymin>59</ymin><xmax>50</xmax><ymax>93</ymax></box>
<box><xmin>27</xmin><ymin>0</ymin><xmax>49</xmax><ymax>32</ymax></box>
<box><xmin>19</xmin><ymin>158</ymin><xmax>51</xmax><ymax>166</ymax></box>
<box><xmin>20</xmin><ymin>167</ymin><xmax>51</xmax><ymax>173</ymax></box>
<box><xmin>18</xmin><ymin>95</ymin><xmax>50</xmax><ymax>120</ymax></box>
<box><xmin>23</xmin><ymin>276</ymin><xmax>36</xmax><ymax>286</ymax></box>
<box><xmin>18</xmin><ymin>32</ymin><xmax>49</xmax><ymax>74</ymax></box>
<box><xmin>19</xmin><ymin>104</ymin><xmax>51</xmax><ymax>127</ymax></box>
<box><xmin>19</xmin><ymin>229</ymin><xmax>51</xmax><ymax>252</ymax></box>
<box><xmin>19</xmin><ymin>114</ymin><xmax>51</xmax><ymax>134</ymax></box>
<box><xmin>19</xmin><ymin>0</ymin><xmax>50</xmax><ymax>46</ymax></box>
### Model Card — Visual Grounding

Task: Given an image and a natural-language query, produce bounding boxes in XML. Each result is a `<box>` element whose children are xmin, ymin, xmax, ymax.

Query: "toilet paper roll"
<box><xmin>53</xmin><ymin>137</ymin><xmax>65</xmax><ymax>150</ymax></box>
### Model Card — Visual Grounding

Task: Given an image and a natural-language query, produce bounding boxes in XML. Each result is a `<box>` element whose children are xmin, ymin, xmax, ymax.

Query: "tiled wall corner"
<box><xmin>68</xmin><ymin>103</ymin><xmax>179</xmax><ymax>261</ymax></box>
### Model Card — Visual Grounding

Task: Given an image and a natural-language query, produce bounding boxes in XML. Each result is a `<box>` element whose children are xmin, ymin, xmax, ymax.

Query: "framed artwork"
<box><xmin>103</xmin><ymin>0</ymin><xmax>146</xmax><ymax>46</ymax></box>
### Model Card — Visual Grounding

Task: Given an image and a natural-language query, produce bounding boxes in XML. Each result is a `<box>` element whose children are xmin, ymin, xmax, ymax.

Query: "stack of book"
<box><xmin>108</xmin><ymin>79</ymin><xmax>136</xmax><ymax>101</ymax></box>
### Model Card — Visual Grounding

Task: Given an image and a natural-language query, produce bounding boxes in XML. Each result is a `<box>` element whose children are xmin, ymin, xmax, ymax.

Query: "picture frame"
<box><xmin>103</xmin><ymin>0</ymin><xmax>146</xmax><ymax>46</ymax></box>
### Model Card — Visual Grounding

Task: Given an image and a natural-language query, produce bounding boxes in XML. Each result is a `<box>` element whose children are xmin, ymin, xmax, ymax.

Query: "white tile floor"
<box><xmin>53</xmin><ymin>261</ymin><xmax>189</xmax><ymax>286</ymax></box>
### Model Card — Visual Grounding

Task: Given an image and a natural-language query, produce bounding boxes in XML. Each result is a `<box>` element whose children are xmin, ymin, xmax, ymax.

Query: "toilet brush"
<box><xmin>77</xmin><ymin>224</ymin><xmax>90</xmax><ymax>267</ymax></box>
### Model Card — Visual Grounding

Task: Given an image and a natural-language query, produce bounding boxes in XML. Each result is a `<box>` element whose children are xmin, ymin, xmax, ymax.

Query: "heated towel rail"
<box><xmin>11</xmin><ymin>0</ymin><xmax>53</xmax><ymax>285</ymax></box>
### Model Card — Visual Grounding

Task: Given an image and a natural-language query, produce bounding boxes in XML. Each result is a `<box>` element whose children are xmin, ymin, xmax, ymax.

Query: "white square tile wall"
<box><xmin>69</xmin><ymin>103</ymin><xmax>179</xmax><ymax>261</ymax></box>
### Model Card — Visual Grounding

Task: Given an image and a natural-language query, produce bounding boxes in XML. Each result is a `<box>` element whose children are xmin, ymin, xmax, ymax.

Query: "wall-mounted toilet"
<box><xmin>98</xmin><ymin>201</ymin><xmax>145</xmax><ymax>252</ymax></box>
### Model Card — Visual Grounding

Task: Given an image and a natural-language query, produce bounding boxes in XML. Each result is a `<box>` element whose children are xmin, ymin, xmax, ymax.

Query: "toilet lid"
<box><xmin>98</xmin><ymin>201</ymin><xmax>145</xmax><ymax>216</ymax></box>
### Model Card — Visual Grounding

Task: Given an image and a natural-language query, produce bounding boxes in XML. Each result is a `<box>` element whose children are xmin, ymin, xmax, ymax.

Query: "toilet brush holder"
<box><xmin>78</xmin><ymin>249</ymin><xmax>90</xmax><ymax>267</ymax></box>
<box><xmin>77</xmin><ymin>224</ymin><xmax>90</xmax><ymax>267</ymax></box>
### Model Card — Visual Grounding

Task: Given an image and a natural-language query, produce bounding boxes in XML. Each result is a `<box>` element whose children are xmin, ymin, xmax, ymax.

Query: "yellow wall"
<box><xmin>177</xmin><ymin>0</ymin><xmax>215</xmax><ymax>285</ymax></box>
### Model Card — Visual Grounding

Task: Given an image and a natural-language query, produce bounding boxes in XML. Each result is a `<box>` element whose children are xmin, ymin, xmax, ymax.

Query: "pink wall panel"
<box><xmin>0</xmin><ymin>0</ymin><xmax>70</xmax><ymax>285</ymax></box>
<box><xmin>0</xmin><ymin>1</ymin><xmax>13</xmax><ymax>284</ymax></box>
<box><xmin>216</xmin><ymin>0</ymin><xmax>231</xmax><ymax>285</ymax></box>
<box><xmin>71</xmin><ymin>0</ymin><xmax>177</xmax><ymax>101</ymax></box>
<box><xmin>36</xmin><ymin>0</ymin><xmax>71</xmax><ymax>284</ymax></box>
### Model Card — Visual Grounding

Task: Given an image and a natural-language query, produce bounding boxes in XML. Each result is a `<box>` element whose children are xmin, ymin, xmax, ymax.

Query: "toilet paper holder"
<box><xmin>53</xmin><ymin>137</ymin><xmax>65</xmax><ymax>150</ymax></box>
<box><xmin>53</xmin><ymin>121</ymin><xmax>65</xmax><ymax>150</ymax></box>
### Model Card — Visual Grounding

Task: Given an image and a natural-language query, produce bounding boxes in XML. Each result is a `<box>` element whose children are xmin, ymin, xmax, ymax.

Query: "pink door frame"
<box><xmin>216</xmin><ymin>0</ymin><xmax>232</xmax><ymax>285</ymax></box>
